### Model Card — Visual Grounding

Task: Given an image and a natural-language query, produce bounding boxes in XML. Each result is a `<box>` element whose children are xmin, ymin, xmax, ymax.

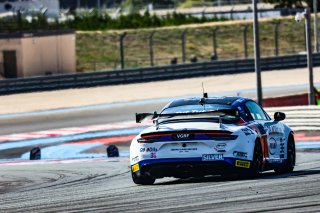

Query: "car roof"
<box><xmin>163</xmin><ymin>96</ymin><xmax>251</xmax><ymax>110</ymax></box>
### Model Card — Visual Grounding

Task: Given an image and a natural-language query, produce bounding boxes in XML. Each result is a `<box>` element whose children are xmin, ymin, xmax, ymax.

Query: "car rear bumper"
<box><xmin>132</xmin><ymin>157</ymin><xmax>252</xmax><ymax>178</ymax></box>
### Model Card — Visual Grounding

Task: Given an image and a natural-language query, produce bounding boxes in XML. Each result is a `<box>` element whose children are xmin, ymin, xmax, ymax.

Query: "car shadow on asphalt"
<box><xmin>259</xmin><ymin>169</ymin><xmax>320</xmax><ymax>180</ymax></box>
<box><xmin>155</xmin><ymin>169</ymin><xmax>320</xmax><ymax>185</ymax></box>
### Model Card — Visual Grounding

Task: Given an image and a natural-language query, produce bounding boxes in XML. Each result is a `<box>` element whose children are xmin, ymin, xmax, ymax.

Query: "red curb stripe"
<box><xmin>295</xmin><ymin>132</ymin><xmax>320</xmax><ymax>142</ymax></box>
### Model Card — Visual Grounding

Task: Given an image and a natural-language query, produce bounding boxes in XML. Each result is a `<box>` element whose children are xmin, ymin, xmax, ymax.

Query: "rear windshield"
<box><xmin>160</xmin><ymin>104</ymin><xmax>239</xmax><ymax>123</ymax></box>
<box><xmin>162</xmin><ymin>104</ymin><xmax>233</xmax><ymax>114</ymax></box>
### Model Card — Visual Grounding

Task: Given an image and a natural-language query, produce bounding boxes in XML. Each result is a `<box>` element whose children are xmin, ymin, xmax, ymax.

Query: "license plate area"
<box><xmin>172</xmin><ymin>133</ymin><xmax>195</xmax><ymax>140</ymax></box>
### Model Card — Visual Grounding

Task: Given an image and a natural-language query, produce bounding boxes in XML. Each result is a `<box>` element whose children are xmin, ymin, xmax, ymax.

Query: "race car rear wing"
<box><xmin>135</xmin><ymin>112</ymin><xmax>158</xmax><ymax>123</ymax></box>
<box><xmin>135</xmin><ymin>109</ymin><xmax>239</xmax><ymax>123</ymax></box>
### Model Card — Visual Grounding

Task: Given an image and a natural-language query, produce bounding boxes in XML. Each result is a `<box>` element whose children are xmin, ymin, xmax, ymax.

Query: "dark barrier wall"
<box><xmin>263</xmin><ymin>93</ymin><xmax>309</xmax><ymax>107</ymax></box>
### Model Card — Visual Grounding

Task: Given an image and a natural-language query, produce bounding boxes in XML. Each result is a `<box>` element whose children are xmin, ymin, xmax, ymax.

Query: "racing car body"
<box><xmin>130</xmin><ymin>96</ymin><xmax>296</xmax><ymax>185</ymax></box>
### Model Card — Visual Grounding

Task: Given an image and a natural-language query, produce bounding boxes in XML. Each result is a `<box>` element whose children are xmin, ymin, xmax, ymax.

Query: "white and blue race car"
<box><xmin>130</xmin><ymin>96</ymin><xmax>296</xmax><ymax>185</ymax></box>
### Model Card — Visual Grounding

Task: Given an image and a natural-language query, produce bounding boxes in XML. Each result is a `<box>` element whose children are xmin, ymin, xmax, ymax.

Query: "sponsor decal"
<box><xmin>131</xmin><ymin>163</ymin><xmax>140</xmax><ymax>172</ymax></box>
<box><xmin>269</xmin><ymin>137</ymin><xmax>277</xmax><ymax>155</ymax></box>
<box><xmin>233</xmin><ymin>151</ymin><xmax>248</xmax><ymax>159</ymax></box>
<box><xmin>131</xmin><ymin>156</ymin><xmax>139</xmax><ymax>163</ymax></box>
<box><xmin>257</xmin><ymin>124</ymin><xmax>266</xmax><ymax>134</ymax></box>
<box><xmin>261</xmin><ymin>135</ymin><xmax>269</xmax><ymax>158</ymax></box>
<box><xmin>214</xmin><ymin>143</ymin><xmax>226</xmax><ymax>151</ymax></box>
<box><xmin>140</xmin><ymin>147</ymin><xmax>158</xmax><ymax>152</ymax></box>
<box><xmin>171</xmin><ymin>148</ymin><xmax>197</xmax><ymax>153</ymax></box>
<box><xmin>150</xmin><ymin>152</ymin><xmax>157</xmax><ymax>159</ymax></box>
<box><xmin>176</xmin><ymin>110</ymin><xmax>206</xmax><ymax>114</ymax></box>
<box><xmin>249</xmin><ymin>125</ymin><xmax>259</xmax><ymax>134</ymax></box>
<box><xmin>268</xmin><ymin>159</ymin><xmax>283</xmax><ymax>163</ymax></box>
<box><xmin>242</xmin><ymin>128</ymin><xmax>253</xmax><ymax>136</ymax></box>
<box><xmin>280</xmin><ymin>142</ymin><xmax>285</xmax><ymax>154</ymax></box>
<box><xmin>202</xmin><ymin>154</ymin><xmax>224</xmax><ymax>161</ymax></box>
<box><xmin>268</xmin><ymin>125</ymin><xmax>284</xmax><ymax>135</ymax></box>
<box><xmin>172</xmin><ymin>133</ymin><xmax>194</xmax><ymax>140</ymax></box>
<box><xmin>235</xmin><ymin>160</ymin><xmax>250</xmax><ymax>168</ymax></box>
<box><xmin>280</xmin><ymin>154</ymin><xmax>284</xmax><ymax>158</ymax></box>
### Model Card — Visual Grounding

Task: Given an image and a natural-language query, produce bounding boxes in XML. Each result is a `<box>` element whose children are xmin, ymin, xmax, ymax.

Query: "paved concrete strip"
<box><xmin>0</xmin><ymin>67</ymin><xmax>319</xmax><ymax>115</ymax></box>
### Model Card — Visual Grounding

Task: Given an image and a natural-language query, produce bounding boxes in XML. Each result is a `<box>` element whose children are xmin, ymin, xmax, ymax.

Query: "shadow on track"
<box><xmin>260</xmin><ymin>169</ymin><xmax>320</xmax><ymax>179</ymax></box>
<box><xmin>155</xmin><ymin>169</ymin><xmax>320</xmax><ymax>185</ymax></box>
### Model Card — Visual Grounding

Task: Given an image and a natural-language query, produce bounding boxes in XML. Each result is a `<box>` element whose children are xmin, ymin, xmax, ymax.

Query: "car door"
<box><xmin>244</xmin><ymin>101</ymin><xmax>285</xmax><ymax>162</ymax></box>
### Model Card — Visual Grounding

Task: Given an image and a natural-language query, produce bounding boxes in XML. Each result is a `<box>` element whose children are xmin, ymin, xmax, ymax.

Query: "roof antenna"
<box><xmin>200</xmin><ymin>82</ymin><xmax>207</xmax><ymax>106</ymax></box>
<box><xmin>202</xmin><ymin>82</ymin><xmax>208</xmax><ymax>98</ymax></box>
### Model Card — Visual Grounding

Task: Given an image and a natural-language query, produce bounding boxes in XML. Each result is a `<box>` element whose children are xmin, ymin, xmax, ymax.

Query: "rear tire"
<box><xmin>250</xmin><ymin>139</ymin><xmax>263</xmax><ymax>177</ymax></box>
<box><xmin>274</xmin><ymin>134</ymin><xmax>295</xmax><ymax>174</ymax></box>
<box><xmin>131</xmin><ymin>171</ymin><xmax>155</xmax><ymax>185</ymax></box>
<box><xmin>239</xmin><ymin>139</ymin><xmax>263</xmax><ymax>178</ymax></box>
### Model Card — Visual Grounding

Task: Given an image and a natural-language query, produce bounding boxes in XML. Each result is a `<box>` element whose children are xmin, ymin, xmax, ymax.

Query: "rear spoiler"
<box><xmin>135</xmin><ymin>112</ymin><xmax>158</xmax><ymax>123</ymax></box>
<box><xmin>135</xmin><ymin>110</ymin><xmax>239</xmax><ymax>123</ymax></box>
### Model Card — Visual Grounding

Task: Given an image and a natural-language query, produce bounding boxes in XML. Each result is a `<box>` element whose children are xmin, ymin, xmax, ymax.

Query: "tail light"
<box><xmin>138</xmin><ymin>130</ymin><xmax>235</xmax><ymax>143</ymax></box>
<box><xmin>137</xmin><ymin>137</ymin><xmax>161</xmax><ymax>143</ymax></box>
<box><xmin>207</xmin><ymin>135</ymin><xmax>238</xmax><ymax>141</ymax></box>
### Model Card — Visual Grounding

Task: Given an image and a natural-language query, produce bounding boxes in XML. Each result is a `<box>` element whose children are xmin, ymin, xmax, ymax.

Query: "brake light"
<box><xmin>141</xmin><ymin>130</ymin><xmax>231</xmax><ymax>138</ymax></box>
<box><xmin>138</xmin><ymin>130</ymin><xmax>234</xmax><ymax>143</ymax></box>
<box><xmin>137</xmin><ymin>137</ymin><xmax>160</xmax><ymax>143</ymax></box>
<box><xmin>207</xmin><ymin>135</ymin><xmax>238</xmax><ymax>141</ymax></box>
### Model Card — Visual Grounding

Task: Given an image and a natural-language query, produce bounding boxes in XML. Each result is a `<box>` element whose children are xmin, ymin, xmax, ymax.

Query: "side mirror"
<box><xmin>274</xmin><ymin>112</ymin><xmax>286</xmax><ymax>121</ymax></box>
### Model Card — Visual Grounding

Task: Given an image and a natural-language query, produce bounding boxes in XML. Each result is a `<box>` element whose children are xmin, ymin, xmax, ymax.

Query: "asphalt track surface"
<box><xmin>0</xmin><ymin>151</ymin><xmax>319</xmax><ymax>212</ymax></box>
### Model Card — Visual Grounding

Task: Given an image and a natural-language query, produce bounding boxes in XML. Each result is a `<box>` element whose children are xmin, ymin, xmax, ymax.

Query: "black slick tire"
<box><xmin>239</xmin><ymin>139</ymin><xmax>263</xmax><ymax>179</ymax></box>
<box><xmin>131</xmin><ymin>171</ymin><xmax>155</xmax><ymax>185</ymax></box>
<box><xmin>274</xmin><ymin>134</ymin><xmax>295</xmax><ymax>174</ymax></box>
